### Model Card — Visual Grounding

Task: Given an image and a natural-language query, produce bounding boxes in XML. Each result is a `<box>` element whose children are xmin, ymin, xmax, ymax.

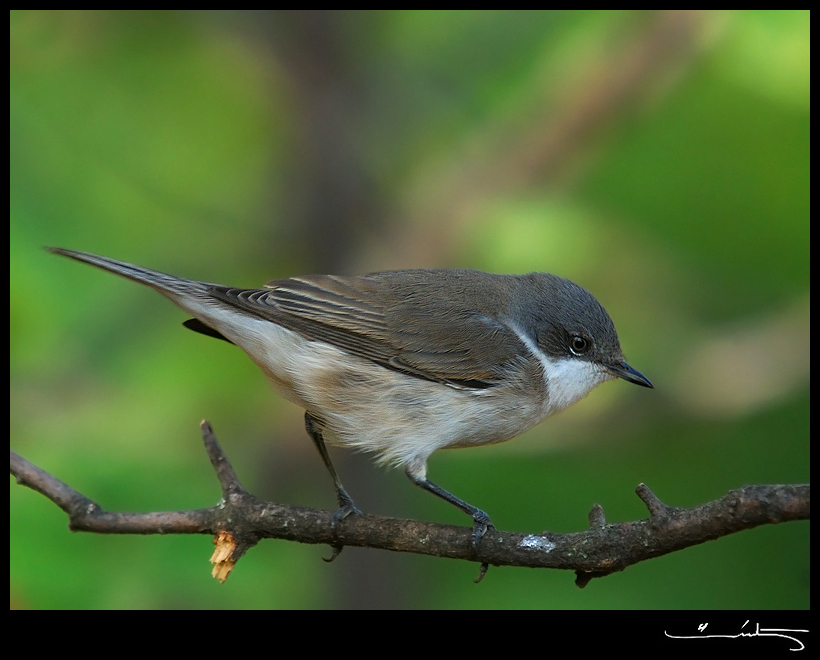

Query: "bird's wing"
<box><xmin>200</xmin><ymin>273</ymin><xmax>525</xmax><ymax>389</ymax></box>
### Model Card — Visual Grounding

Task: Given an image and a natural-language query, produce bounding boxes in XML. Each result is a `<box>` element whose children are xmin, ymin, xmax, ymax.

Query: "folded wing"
<box><xmin>196</xmin><ymin>271</ymin><xmax>525</xmax><ymax>389</ymax></box>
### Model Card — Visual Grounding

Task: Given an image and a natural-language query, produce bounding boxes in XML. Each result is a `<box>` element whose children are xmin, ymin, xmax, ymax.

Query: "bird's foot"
<box><xmin>470</xmin><ymin>509</ymin><xmax>494</xmax><ymax>549</ymax></box>
<box><xmin>323</xmin><ymin>490</ymin><xmax>362</xmax><ymax>563</ymax></box>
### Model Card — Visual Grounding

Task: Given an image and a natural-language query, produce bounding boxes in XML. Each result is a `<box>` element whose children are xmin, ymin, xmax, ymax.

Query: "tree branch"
<box><xmin>10</xmin><ymin>421</ymin><xmax>809</xmax><ymax>585</ymax></box>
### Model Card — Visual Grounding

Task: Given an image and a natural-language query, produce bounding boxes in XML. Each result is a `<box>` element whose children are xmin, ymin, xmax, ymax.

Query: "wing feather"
<box><xmin>204</xmin><ymin>270</ymin><xmax>528</xmax><ymax>388</ymax></box>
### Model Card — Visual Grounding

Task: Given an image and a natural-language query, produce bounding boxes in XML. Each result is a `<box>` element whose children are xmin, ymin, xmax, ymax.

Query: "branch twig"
<box><xmin>10</xmin><ymin>421</ymin><xmax>810</xmax><ymax>585</ymax></box>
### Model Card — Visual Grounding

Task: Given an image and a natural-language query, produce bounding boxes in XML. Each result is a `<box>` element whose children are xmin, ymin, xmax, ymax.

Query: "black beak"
<box><xmin>607</xmin><ymin>361</ymin><xmax>653</xmax><ymax>388</ymax></box>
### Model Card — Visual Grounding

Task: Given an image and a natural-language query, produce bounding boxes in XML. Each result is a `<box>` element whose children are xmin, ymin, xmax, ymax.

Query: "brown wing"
<box><xmin>202</xmin><ymin>270</ymin><xmax>527</xmax><ymax>388</ymax></box>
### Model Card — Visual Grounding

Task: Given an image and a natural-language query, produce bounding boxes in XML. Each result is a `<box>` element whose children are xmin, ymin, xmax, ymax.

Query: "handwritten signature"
<box><xmin>666</xmin><ymin>621</ymin><xmax>808</xmax><ymax>652</ymax></box>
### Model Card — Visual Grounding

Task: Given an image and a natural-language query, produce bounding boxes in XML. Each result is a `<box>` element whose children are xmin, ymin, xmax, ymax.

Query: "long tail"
<box><xmin>46</xmin><ymin>247</ymin><xmax>207</xmax><ymax>298</ymax></box>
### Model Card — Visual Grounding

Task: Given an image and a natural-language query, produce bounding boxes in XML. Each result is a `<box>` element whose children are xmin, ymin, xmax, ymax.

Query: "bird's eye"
<box><xmin>570</xmin><ymin>335</ymin><xmax>589</xmax><ymax>356</ymax></box>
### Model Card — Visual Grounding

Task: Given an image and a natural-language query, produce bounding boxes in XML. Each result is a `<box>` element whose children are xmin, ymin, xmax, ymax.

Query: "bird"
<box><xmin>48</xmin><ymin>247</ymin><xmax>652</xmax><ymax>547</ymax></box>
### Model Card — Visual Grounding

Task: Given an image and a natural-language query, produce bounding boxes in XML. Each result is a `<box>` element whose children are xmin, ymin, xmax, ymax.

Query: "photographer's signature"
<box><xmin>666</xmin><ymin>620</ymin><xmax>808</xmax><ymax>652</ymax></box>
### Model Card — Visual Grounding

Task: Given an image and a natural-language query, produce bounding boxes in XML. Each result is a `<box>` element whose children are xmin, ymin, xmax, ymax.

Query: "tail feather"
<box><xmin>46</xmin><ymin>247</ymin><xmax>206</xmax><ymax>298</ymax></box>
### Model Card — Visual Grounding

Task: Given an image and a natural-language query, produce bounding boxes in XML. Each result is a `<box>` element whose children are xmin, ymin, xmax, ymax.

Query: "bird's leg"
<box><xmin>405</xmin><ymin>469</ymin><xmax>494</xmax><ymax>550</ymax></box>
<box><xmin>304</xmin><ymin>412</ymin><xmax>361</xmax><ymax>561</ymax></box>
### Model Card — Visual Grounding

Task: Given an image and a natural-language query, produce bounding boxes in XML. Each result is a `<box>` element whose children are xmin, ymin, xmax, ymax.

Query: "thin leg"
<box><xmin>304</xmin><ymin>411</ymin><xmax>361</xmax><ymax>522</ymax></box>
<box><xmin>405</xmin><ymin>469</ymin><xmax>494</xmax><ymax>550</ymax></box>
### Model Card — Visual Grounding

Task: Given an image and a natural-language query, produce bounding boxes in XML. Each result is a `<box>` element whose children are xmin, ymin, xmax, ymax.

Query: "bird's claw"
<box><xmin>322</xmin><ymin>497</ymin><xmax>361</xmax><ymax>562</ymax></box>
<box><xmin>471</xmin><ymin>510</ymin><xmax>493</xmax><ymax>549</ymax></box>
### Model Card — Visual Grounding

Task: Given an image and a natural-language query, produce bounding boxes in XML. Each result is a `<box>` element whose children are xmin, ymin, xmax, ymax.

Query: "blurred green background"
<box><xmin>11</xmin><ymin>10</ymin><xmax>808</xmax><ymax>610</ymax></box>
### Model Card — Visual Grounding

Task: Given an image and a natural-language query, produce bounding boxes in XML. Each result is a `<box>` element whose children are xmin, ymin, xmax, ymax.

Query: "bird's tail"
<box><xmin>46</xmin><ymin>247</ymin><xmax>209</xmax><ymax>298</ymax></box>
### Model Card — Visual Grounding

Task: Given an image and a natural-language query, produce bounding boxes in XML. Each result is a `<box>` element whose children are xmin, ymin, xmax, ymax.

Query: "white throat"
<box><xmin>507</xmin><ymin>322</ymin><xmax>611</xmax><ymax>414</ymax></box>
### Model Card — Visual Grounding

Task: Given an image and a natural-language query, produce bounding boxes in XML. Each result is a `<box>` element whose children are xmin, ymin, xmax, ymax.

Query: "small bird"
<box><xmin>49</xmin><ymin>247</ymin><xmax>652</xmax><ymax>546</ymax></box>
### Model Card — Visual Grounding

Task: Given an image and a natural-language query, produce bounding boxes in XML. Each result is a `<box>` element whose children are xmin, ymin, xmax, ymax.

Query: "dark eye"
<box><xmin>570</xmin><ymin>335</ymin><xmax>589</xmax><ymax>356</ymax></box>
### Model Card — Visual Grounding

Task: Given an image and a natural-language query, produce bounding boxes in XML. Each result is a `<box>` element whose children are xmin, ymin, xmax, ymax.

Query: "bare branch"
<box><xmin>10</xmin><ymin>422</ymin><xmax>809</xmax><ymax>585</ymax></box>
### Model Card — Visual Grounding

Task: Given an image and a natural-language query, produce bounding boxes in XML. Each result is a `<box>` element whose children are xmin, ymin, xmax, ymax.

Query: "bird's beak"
<box><xmin>607</xmin><ymin>361</ymin><xmax>653</xmax><ymax>388</ymax></box>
